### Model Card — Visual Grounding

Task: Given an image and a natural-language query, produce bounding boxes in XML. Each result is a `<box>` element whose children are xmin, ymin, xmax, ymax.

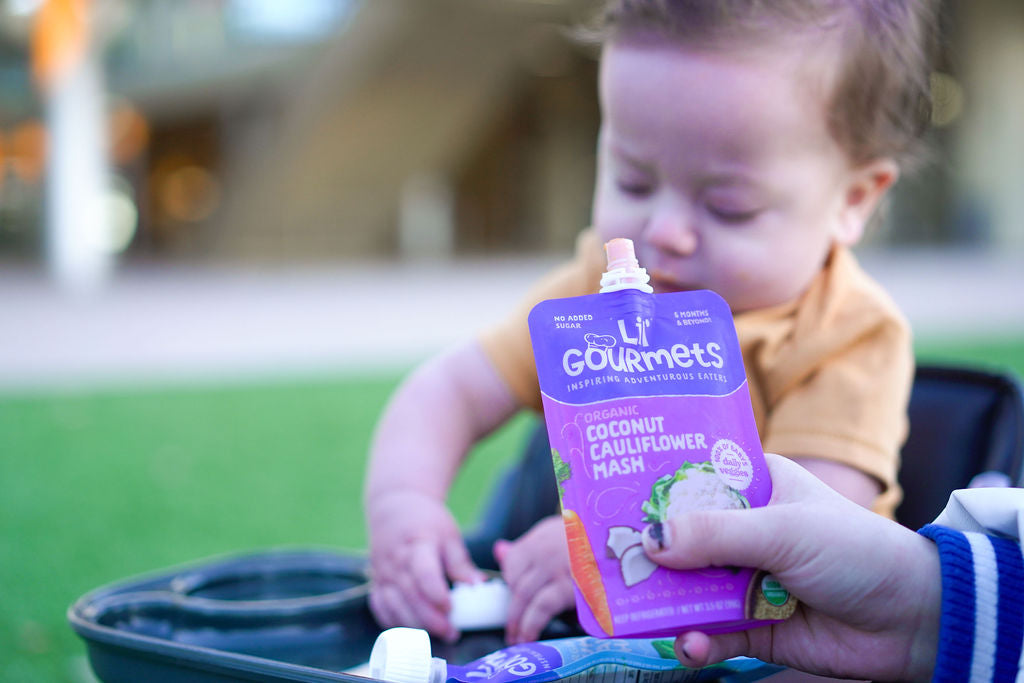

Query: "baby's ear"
<box><xmin>834</xmin><ymin>158</ymin><xmax>899</xmax><ymax>246</ymax></box>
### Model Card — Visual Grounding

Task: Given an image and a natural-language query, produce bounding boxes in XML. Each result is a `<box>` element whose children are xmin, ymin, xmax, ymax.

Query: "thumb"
<box><xmin>641</xmin><ymin>453</ymin><xmax>850</xmax><ymax>572</ymax></box>
<box><xmin>641</xmin><ymin>504</ymin><xmax>798</xmax><ymax>574</ymax></box>
<box><xmin>673</xmin><ymin>630</ymin><xmax>758</xmax><ymax>669</ymax></box>
<box><xmin>442</xmin><ymin>537</ymin><xmax>486</xmax><ymax>584</ymax></box>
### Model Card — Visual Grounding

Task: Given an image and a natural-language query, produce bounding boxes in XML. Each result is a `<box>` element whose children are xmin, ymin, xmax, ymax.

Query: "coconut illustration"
<box><xmin>605</xmin><ymin>525</ymin><xmax>641</xmax><ymax>559</ymax></box>
<box><xmin>619</xmin><ymin>545</ymin><xmax>658</xmax><ymax>587</ymax></box>
<box><xmin>605</xmin><ymin>525</ymin><xmax>657</xmax><ymax>587</ymax></box>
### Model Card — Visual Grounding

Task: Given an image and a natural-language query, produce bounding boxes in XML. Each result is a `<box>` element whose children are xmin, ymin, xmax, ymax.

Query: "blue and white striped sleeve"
<box><xmin>918</xmin><ymin>523</ymin><xmax>1024</xmax><ymax>683</ymax></box>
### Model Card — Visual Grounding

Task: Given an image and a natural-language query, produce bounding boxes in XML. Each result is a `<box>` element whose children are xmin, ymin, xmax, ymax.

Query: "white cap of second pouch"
<box><xmin>368</xmin><ymin>627</ymin><xmax>447</xmax><ymax>683</ymax></box>
<box><xmin>368</xmin><ymin>580</ymin><xmax>510</xmax><ymax>682</ymax></box>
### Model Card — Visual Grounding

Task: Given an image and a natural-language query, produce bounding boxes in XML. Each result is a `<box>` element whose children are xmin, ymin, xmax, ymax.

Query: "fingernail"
<box><xmin>645</xmin><ymin>522</ymin><xmax>668</xmax><ymax>551</ymax></box>
<box><xmin>678</xmin><ymin>640</ymin><xmax>691</xmax><ymax>661</ymax></box>
<box><xmin>493</xmin><ymin>539</ymin><xmax>510</xmax><ymax>564</ymax></box>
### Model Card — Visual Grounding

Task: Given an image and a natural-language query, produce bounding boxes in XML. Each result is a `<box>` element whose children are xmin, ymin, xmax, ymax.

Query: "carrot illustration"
<box><xmin>562</xmin><ymin>508</ymin><xmax>614</xmax><ymax>636</ymax></box>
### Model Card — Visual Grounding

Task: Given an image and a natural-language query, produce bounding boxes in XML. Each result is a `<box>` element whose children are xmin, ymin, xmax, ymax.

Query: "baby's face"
<box><xmin>593</xmin><ymin>37</ymin><xmax>859</xmax><ymax>312</ymax></box>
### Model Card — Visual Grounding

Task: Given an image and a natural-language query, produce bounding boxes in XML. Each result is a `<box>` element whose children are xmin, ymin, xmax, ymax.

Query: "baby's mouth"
<box><xmin>648</xmin><ymin>268</ymin><xmax>696</xmax><ymax>294</ymax></box>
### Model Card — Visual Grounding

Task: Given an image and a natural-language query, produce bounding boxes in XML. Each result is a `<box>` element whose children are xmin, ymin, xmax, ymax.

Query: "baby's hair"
<box><xmin>590</xmin><ymin>0</ymin><xmax>940</xmax><ymax>172</ymax></box>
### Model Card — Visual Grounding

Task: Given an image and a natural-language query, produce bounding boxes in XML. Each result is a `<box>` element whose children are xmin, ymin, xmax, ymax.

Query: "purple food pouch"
<box><xmin>527</xmin><ymin>238</ymin><xmax>794</xmax><ymax>639</ymax></box>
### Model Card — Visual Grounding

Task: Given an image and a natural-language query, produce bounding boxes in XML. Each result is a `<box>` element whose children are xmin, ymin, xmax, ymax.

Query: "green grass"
<box><xmin>2</xmin><ymin>335</ymin><xmax>1023</xmax><ymax>682</ymax></box>
<box><xmin>0</xmin><ymin>371</ymin><xmax>535</xmax><ymax>682</ymax></box>
<box><xmin>916</xmin><ymin>334</ymin><xmax>1024</xmax><ymax>376</ymax></box>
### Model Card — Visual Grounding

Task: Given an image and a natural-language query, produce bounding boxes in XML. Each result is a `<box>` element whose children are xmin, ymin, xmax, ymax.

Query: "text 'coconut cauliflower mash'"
<box><xmin>528</xmin><ymin>238</ymin><xmax>795</xmax><ymax>639</ymax></box>
<box><xmin>584</xmin><ymin>414</ymin><xmax>711</xmax><ymax>481</ymax></box>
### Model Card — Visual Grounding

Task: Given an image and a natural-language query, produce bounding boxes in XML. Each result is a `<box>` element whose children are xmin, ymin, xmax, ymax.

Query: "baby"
<box><xmin>365</xmin><ymin>0</ymin><xmax>937</xmax><ymax>645</ymax></box>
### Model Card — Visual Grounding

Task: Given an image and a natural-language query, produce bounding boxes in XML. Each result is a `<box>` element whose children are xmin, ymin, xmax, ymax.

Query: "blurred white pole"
<box><xmin>398</xmin><ymin>171</ymin><xmax>454</xmax><ymax>260</ymax></box>
<box><xmin>44</xmin><ymin>45</ymin><xmax>112</xmax><ymax>293</ymax></box>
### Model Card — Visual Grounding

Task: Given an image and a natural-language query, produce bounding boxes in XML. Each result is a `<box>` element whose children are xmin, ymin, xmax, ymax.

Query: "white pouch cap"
<box><xmin>368</xmin><ymin>627</ymin><xmax>447</xmax><ymax>683</ymax></box>
<box><xmin>449</xmin><ymin>578</ymin><xmax>510</xmax><ymax>631</ymax></box>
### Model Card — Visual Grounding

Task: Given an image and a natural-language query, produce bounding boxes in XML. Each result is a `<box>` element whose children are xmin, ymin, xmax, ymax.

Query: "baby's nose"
<box><xmin>644</xmin><ymin>209</ymin><xmax>698</xmax><ymax>256</ymax></box>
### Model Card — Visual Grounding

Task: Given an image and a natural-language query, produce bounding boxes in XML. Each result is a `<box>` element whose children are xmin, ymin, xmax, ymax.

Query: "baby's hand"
<box><xmin>494</xmin><ymin>514</ymin><xmax>575</xmax><ymax>644</ymax></box>
<box><xmin>367</xmin><ymin>491</ymin><xmax>484</xmax><ymax>641</ymax></box>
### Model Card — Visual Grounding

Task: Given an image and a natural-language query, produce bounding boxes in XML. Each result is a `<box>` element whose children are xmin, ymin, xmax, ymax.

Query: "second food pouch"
<box><xmin>527</xmin><ymin>238</ymin><xmax>794</xmax><ymax>639</ymax></box>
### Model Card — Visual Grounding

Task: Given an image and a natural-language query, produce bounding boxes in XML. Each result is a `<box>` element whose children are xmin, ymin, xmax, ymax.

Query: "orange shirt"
<box><xmin>479</xmin><ymin>230</ymin><xmax>913</xmax><ymax>517</ymax></box>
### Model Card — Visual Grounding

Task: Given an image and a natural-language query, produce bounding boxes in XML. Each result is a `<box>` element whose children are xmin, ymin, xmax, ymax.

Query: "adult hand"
<box><xmin>643</xmin><ymin>453</ymin><xmax>941</xmax><ymax>681</ymax></box>
<box><xmin>495</xmin><ymin>514</ymin><xmax>575</xmax><ymax>644</ymax></box>
<box><xmin>367</xmin><ymin>490</ymin><xmax>485</xmax><ymax>641</ymax></box>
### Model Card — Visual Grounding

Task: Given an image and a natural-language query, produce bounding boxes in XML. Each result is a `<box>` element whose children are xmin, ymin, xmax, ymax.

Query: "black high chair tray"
<box><xmin>68</xmin><ymin>548</ymin><xmax>540</xmax><ymax>683</ymax></box>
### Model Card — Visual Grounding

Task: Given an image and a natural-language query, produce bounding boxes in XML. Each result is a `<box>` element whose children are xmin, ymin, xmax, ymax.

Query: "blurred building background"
<box><xmin>1</xmin><ymin>0</ymin><xmax>603</xmax><ymax>275</ymax></box>
<box><xmin>0</xmin><ymin>0</ymin><xmax>1022</xmax><ymax>277</ymax></box>
<box><xmin>0</xmin><ymin>0</ymin><xmax>1023</xmax><ymax>392</ymax></box>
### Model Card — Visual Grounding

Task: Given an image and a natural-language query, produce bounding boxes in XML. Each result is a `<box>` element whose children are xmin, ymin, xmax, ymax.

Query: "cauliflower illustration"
<box><xmin>642</xmin><ymin>461</ymin><xmax>748</xmax><ymax>523</ymax></box>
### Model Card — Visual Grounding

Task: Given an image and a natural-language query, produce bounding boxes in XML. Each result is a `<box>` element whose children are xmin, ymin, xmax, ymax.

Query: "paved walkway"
<box><xmin>3</xmin><ymin>247</ymin><xmax>1023</xmax><ymax>391</ymax></box>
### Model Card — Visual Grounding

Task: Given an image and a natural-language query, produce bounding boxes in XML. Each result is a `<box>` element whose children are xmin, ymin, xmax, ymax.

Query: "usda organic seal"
<box><xmin>761</xmin><ymin>574</ymin><xmax>790</xmax><ymax>606</ymax></box>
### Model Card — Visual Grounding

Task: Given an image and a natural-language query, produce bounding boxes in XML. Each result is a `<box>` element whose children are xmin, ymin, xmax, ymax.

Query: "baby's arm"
<box><xmin>764</xmin><ymin>298</ymin><xmax>912</xmax><ymax>513</ymax></box>
<box><xmin>364</xmin><ymin>340</ymin><xmax>520</xmax><ymax>640</ymax></box>
<box><xmin>788</xmin><ymin>457</ymin><xmax>880</xmax><ymax>509</ymax></box>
